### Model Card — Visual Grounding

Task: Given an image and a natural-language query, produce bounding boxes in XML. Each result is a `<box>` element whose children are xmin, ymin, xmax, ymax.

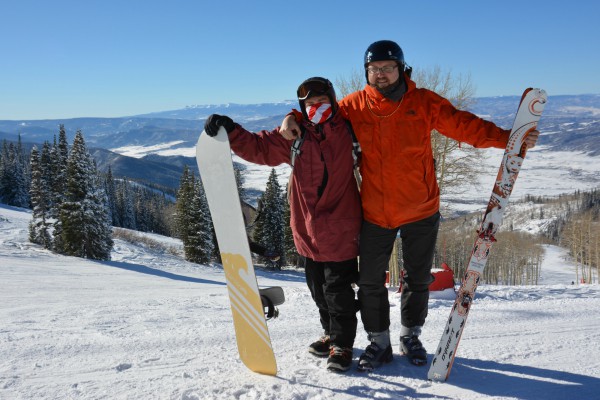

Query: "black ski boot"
<box><xmin>400</xmin><ymin>335</ymin><xmax>427</xmax><ymax>366</ymax></box>
<box><xmin>357</xmin><ymin>331</ymin><xmax>393</xmax><ymax>372</ymax></box>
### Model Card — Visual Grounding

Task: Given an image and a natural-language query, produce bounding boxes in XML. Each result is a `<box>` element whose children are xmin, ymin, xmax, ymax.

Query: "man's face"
<box><xmin>366</xmin><ymin>61</ymin><xmax>400</xmax><ymax>89</ymax></box>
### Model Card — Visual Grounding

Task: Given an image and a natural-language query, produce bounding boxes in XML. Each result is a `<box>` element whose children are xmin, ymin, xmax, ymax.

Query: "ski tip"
<box><xmin>521</xmin><ymin>87</ymin><xmax>534</xmax><ymax>100</ymax></box>
<box><xmin>519</xmin><ymin>87</ymin><xmax>546</xmax><ymax>105</ymax></box>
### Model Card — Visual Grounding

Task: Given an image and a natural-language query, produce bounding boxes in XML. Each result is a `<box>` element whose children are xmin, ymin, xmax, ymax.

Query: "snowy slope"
<box><xmin>1</xmin><ymin>204</ymin><xmax>599</xmax><ymax>400</ymax></box>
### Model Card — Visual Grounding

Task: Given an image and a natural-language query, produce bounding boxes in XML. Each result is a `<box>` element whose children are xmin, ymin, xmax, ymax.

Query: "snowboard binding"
<box><xmin>259</xmin><ymin>287</ymin><xmax>285</xmax><ymax>320</ymax></box>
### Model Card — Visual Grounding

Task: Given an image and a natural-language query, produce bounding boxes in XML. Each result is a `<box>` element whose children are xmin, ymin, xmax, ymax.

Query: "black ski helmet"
<box><xmin>296</xmin><ymin>77</ymin><xmax>337</xmax><ymax>122</ymax></box>
<box><xmin>364</xmin><ymin>40</ymin><xmax>405</xmax><ymax>81</ymax></box>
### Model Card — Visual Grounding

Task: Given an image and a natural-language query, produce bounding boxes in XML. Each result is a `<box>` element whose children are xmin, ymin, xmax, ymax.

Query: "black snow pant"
<box><xmin>303</xmin><ymin>256</ymin><xmax>359</xmax><ymax>349</ymax></box>
<box><xmin>357</xmin><ymin>212</ymin><xmax>440</xmax><ymax>333</ymax></box>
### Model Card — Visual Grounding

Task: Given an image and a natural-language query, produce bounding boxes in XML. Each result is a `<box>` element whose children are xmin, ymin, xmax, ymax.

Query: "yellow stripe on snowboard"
<box><xmin>222</xmin><ymin>253</ymin><xmax>277</xmax><ymax>376</ymax></box>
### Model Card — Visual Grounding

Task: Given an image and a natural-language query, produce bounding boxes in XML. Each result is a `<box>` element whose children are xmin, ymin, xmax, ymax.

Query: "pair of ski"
<box><xmin>427</xmin><ymin>88</ymin><xmax>547</xmax><ymax>381</ymax></box>
<box><xmin>196</xmin><ymin>87</ymin><xmax>547</xmax><ymax>378</ymax></box>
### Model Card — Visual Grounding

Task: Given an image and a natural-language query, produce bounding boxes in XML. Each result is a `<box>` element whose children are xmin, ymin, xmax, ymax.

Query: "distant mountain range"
<box><xmin>1</xmin><ymin>94</ymin><xmax>599</xmax><ymax>192</ymax></box>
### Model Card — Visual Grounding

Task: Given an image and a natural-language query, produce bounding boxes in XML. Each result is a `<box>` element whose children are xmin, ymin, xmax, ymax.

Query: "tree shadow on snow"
<box><xmin>438</xmin><ymin>357</ymin><xmax>599</xmax><ymax>399</ymax></box>
<box><xmin>98</xmin><ymin>260</ymin><xmax>226</xmax><ymax>286</ymax></box>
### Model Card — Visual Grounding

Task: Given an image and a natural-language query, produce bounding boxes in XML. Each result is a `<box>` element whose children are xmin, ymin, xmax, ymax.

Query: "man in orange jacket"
<box><xmin>281</xmin><ymin>40</ymin><xmax>539</xmax><ymax>371</ymax></box>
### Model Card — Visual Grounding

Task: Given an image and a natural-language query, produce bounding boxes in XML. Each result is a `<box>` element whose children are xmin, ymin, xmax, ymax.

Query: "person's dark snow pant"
<box><xmin>357</xmin><ymin>212</ymin><xmax>440</xmax><ymax>333</ymax></box>
<box><xmin>303</xmin><ymin>256</ymin><xmax>359</xmax><ymax>349</ymax></box>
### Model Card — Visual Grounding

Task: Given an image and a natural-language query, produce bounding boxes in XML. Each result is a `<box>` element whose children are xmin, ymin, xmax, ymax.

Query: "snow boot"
<box><xmin>357</xmin><ymin>331</ymin><xmax>393</xmax><ymax>372</ymax></box>
<box><xmin>400</xmin><ymin>335</ymin><xmax>427</xmax><ymax>366</ymax></box>
<box><xmin>308</xmin><ymin>334</ymin><xmax>331</xmax><ymax>357</ymax></box>
<box><xmin>327</xmin><ymin>346</ymin><xmax>353</xmax><ymax>372</ymax></box>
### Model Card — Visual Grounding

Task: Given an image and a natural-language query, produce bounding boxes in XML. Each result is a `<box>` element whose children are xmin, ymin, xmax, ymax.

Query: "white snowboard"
<box><xmin>196</xmin><ymin>127</ymin><xmax>277</xmax><ymax>376</ymax></box>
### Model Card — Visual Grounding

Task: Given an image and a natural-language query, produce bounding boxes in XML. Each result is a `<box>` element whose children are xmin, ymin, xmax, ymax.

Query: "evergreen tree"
<box><xmin>84</xmin><ymin>169</ymin><xmax>113</xmax><ymax>260</ymax></box>
<box><xmin>199</xmin><ymin>180</ymin><xmax>218</xmax><ymax>262</ymax></box>
<box><xmin>234</xmin><ymin>162</ymin><xmax>247</xmax><ymax>203</ymax></box>
<box><xmin>0</xmin><ymin>137</ymin><xmax>29</xmax><ymax>207</ymax></box>
<box><xmin>104</xmin><ymin>167</ymin><xmax>118</xmax><ymax>226</ymax></box>
<box><xmin>135</xmin><ymin>187</ymin><xmax>151</xmax><ymax>232</ymax></box>
<box><xmin>0</xmin><ymin>141</ymin><xmax>5</xmax><ymax>201</ymax></box>
<box><xmin>117</xmin><ymin>180</ymin><xmax>136</xmax><ymax>230</ymax></box>
<box><xmin>40</xmin><ymin>141</ymin><xmax>53</xmax><ymax>205</ymax></box>
<box><xmin>0</xmin><ymin>140</ymin><xmax>13</xmax><ymax>204</ymax></box>
<box><xmin>49</xmin><ymin>125</ymin><xmax>69</xmax><ymax>218</ymax></box>
<box><xmin>14</xmin><ymin>135</ymin><xmax>30</xmax><ymax>207</ymax></box>
<box><xmin>253</xmin><ymin>169</ymin><xmax>285</xmax><ymax>265</ymax></box>
<box><xmin>28</xmin><ymin>146</ymin><xmax>52</xmax><ymax>248</ymax></box>
<box><xmin>47</xmin><ymin>125</ymin><xmax>70</xmax><ymax>248</ymax></box>
<box><xmin>55</xmin><ymin>130</ymin><xmax>112</xmax><ymax>259</ymax></box>
<box><xmin>176</xmin><ymin>166</ymin><xmax>216</xmax><ymax>263</ymax></box>
<box><xmin>175</xmin><ymin>166</ymin><xmax>194</xmax><ymax>242</ymax></box>
<box><xmin>183</xmin><ymin>177</ymin><xmax>215</xmax><ymax>264</ymax></box>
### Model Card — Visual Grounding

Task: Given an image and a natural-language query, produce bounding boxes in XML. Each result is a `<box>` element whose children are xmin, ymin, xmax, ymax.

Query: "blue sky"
<box><xmin>1</xmin><ymin>0</ymin><xmax>598</xmax><ymax>120</ymax></box>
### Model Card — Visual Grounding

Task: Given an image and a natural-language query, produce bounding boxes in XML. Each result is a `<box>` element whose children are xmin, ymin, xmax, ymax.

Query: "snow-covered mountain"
<box><xmin>1</xmin><ymin>203</ymin><xmax>599</xmax><ymax>400</ymax></box>
<box><xmin>134</xmin><ymin>100</ymin><xmax>297</xmax><ymax>121</ymax></box>
<box><xmin>1</xmin><ymin>94</ymin><xmax>598</xmax><ymax>152</ymax></box>
<box><xmin>1</xmin><ymin>94</ymin><xmax>599</xmax><ymax>209</ymax></box>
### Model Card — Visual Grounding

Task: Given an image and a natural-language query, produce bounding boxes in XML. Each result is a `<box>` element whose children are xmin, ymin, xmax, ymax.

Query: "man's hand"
<box><xmin>525</xmin><ymin>129</ymin><xmax>540</xmax><ymax>149</ymax></box>
<box><xmin>279</xmin><ymin>115</ymin><xmax>301</xmax><ymax>140</ymax></box>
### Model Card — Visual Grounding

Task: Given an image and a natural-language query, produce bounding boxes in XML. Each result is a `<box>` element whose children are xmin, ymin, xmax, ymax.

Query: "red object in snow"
<box><xmin>429</xmin><ymin>263</ymin><xmax>455</xmax><ymax>291</ymax></box>
<box><xmin>395</xmin><ymin>262</ymin><xmax>455</xmax><ymax>292</ymax></box>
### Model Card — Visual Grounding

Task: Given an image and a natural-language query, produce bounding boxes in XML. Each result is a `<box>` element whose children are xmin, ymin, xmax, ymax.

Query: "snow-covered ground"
<box><xmin>1</xmin><ymin>204</ymin><xmax>599</xmax><ymax>400</ymax></box>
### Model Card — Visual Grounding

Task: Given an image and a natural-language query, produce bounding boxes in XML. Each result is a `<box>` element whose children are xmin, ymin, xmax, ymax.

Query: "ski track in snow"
<box><xmin>1</xmin><ymin>204</ymin><xmax>599</xmax><ymax>400</ymax></box>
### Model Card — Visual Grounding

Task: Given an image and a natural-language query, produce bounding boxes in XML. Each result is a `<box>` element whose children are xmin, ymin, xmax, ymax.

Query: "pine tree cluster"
<box><xmin>2</xmin><ymin>126</ymin><xmax>177</xmax><ymax>260</ymax></box>
<box><xmin>28</xmin><ymin>126</ymin><xmax>113</xmax><ymax>260</ymax></box>
<box><xmin>0</xmin><ymin>136</ymin><xmax>30</xmax><ymax>208</ymax></box>
<box><xmin>104</xmin><ymin>168</ymin><xmax>174</xmax><ymax>236</ymax></box>
<box><xmin>175</xmin><ymin>164</ymin><xmax>295</xmax><ymax>268</ymax></box>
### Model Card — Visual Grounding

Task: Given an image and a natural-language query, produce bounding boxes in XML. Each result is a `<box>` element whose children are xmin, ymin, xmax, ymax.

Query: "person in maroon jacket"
<box><xmin>203</xmin><ymin>77</ymin><xmax>362</xmax><ymax>372</ymax></box>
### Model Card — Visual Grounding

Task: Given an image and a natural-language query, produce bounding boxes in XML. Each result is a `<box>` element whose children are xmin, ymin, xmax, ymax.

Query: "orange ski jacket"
<box><xmin>338</xmin><ymin>74</ymin><xmax>510</xmax><ymax>228</ymax></box>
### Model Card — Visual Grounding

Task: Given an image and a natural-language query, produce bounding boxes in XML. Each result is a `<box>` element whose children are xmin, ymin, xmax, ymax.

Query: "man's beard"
<box><xmin>371</xmin><ymin>76</ymin><xmax>406</xmax><ymax>101</ymax></box>
<box><xmin>374</xmin><ymin>78</ymin><xmax>400</xmax><ymax>93</ymax></box>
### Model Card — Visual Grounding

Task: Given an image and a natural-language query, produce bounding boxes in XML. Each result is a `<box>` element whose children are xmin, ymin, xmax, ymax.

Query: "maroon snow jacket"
<box><xmin>228</xmin><ymin>112</ymin><xmax>361</xmax><ymax>262</ymax></box>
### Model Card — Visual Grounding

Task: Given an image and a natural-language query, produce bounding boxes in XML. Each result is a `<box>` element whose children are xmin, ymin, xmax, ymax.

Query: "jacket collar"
<box><xmin>364</xmin><ymin>73</ymin><xmax>416</xmax><ymax>101</ymax></box>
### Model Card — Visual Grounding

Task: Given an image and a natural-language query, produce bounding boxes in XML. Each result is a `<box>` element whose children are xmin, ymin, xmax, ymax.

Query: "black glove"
<box><xmin>204</xmin><ymin>114</ymin><xmax>235</xmax><ymax>137</ymax></box>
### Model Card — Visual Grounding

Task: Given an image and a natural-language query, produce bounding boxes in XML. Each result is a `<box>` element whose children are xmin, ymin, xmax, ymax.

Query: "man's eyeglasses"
<box><xmin>366</xmin><ymin>65</ymin><xmax>398</xmax><ymax>75</ymax></box>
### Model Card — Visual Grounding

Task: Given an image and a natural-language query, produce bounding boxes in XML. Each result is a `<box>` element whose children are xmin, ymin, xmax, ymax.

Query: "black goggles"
<box><xmin>297</xmin><ymin>80</ymin><xmax>331</xmax><ymax>100</ymax></box>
